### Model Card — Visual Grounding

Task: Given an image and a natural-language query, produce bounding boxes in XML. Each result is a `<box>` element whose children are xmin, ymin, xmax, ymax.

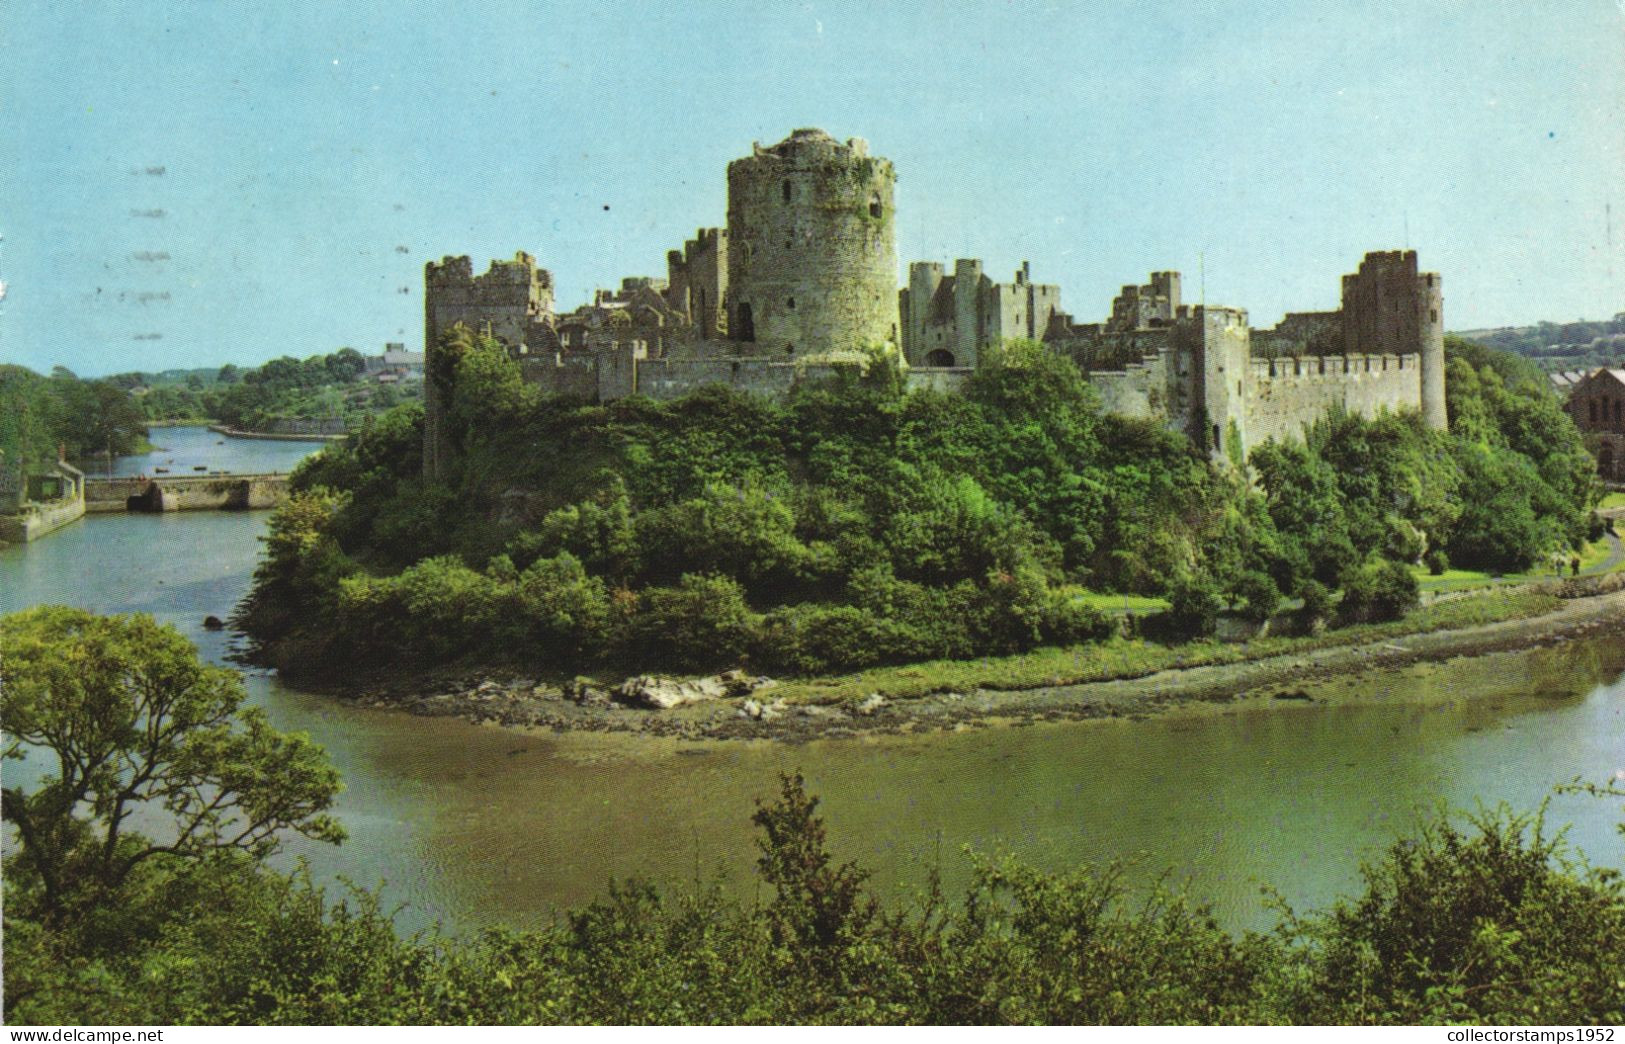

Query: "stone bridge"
<box><xmin>84</xmin><ymin>473</ymin><xmax>293</xmax><ymax>513</ymax></box>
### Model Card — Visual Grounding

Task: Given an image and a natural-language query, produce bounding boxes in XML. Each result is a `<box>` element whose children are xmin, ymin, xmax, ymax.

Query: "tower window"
<box><xmin>786</xmin><ymin>297</ymin><xmax>795</xmax><ymax>309</ymax></box>
<box><xmin>782</xmin><ymin>180</ymin><xmax>791</xmax><ymax>203</ymax></box>
<box><xmin>737</xmin><ymin>302</ymin><xmax>755</xmax><ymax>343</ymax></box>
<box><xmin>869</xmin><ymin>193</ymin><xmax>882</xmax><ymax>219</ymax></box>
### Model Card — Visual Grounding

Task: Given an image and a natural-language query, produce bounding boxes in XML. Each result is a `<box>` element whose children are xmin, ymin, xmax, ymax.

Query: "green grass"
<box><xmin>770</xmin><ymin>588</ymin><xmax>1565</xmax><ymax>708</ymax></box>
<box><xmin>1414</xmin><ymin>566</ymin><xmax>1497</xmax><ymax>593</ymax></box>
<box><xmin>1598</xmin><ymin>491</ymin><xmax>1625</xmax><ymax>510</ymax></box>
<box><xmin>1065</xmin><ymin>589</ymin><xmax>1170</xmax><ymax>613</ymax></box>
<box><xmin>1576</xmin><ymin>536</ymin><xmax>1615</xmax><ymax>573</ymax></box>
<box><xmin>1412</xmin><ymin>536</ymin><xmax>1621</xmax><ymax>592</ymax></box>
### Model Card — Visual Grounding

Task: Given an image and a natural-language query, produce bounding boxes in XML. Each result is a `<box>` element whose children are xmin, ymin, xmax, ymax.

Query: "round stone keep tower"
<box><xmin>726</xmin><ymin>129</ymin><xmax>898</xmax><ymax>355</ymax></box>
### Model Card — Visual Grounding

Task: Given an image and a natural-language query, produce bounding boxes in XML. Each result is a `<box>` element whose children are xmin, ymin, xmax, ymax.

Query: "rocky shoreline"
<box><xmin>316</xmin><ymin>583</ymin><xmax>1625</xmax><ymax>745</ymax></box>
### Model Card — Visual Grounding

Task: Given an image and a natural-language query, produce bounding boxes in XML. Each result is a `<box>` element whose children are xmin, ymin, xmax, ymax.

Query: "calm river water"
<box><xmin>3</xmin><ymin>428</ymin><xmax>1622</xmax><ymax>935</ymax></box>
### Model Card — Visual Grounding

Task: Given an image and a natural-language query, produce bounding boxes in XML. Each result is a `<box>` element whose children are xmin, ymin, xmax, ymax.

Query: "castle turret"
<box><xmin>1340</xmin><ymin>250</ymin><xmax>1447</xmax><ymax>431</ymax></box>
<box><xmin>1418</xmin><ymin>269</ymin><xmax>1447</xmax><ymax>432</ymax></box>
<box><xmin>725</xmin><ymin>129</ymin><xmax>898</xmax><ymax>355</ymax></box>
<box><xmin>953</xmin><ymin>258</ymin><xmax>983</xmax><ymax>368</ymax></box>
<box><xmin>423</xmin><ymin>252</ymin><xmax>555</xmax><ymax>478</ymax></box>
<box><xmin>901</xmin><ymin>261</ymin><xmax>944</xmax><ymax>364</ymax></box>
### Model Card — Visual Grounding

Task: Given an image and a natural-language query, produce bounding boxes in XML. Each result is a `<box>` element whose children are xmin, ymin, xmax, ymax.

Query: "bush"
<box><xmin>1338</xmin><ymin>558</ymin><xmax>1420</xmax><ymax>624</ymax></box>
<box><xmin>1230</xmin><ymin>569</ymin><xmax>1282</xmax><ymax>623</ymax></box>
<box><xmin>1425</xmin><ymin>549</ymin><xmax>1450</xmax><ymax>575</ymax></box>
<box><xmin>753</xmin><ymin>605</ymin><xmax>900</xmax><ymax>676</ymax></box>
<box><xmin>1291</xmin><ymin>807</ymin><xmax>1625</xmax><ymax>1024</ymax></box>
<box><xmin>1039</xmin><ymin>590</ymin><xmax>1116</xmax><ymax>646</ymax></box>
<box><xmin>626</xmin><ymin>573</ymin><xmax>757</xmax><ymax>673</ymax></box>
<box><xmin>515</xmin><ymin>552</ymin><xmax>611</xmax><ymax>659</ymax></box>
<box><xmin>1296</xmin><ymin>578</ymin><xmax>1332</xmax><ymax>625</ymax></box>
<box><xmin>1163</xmin><ymin>572</ymin><xmax>1225</xmax><ymax>638</ymax></box>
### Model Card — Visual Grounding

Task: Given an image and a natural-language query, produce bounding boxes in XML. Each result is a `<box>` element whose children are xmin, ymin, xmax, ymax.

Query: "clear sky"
<box><xmin>3</xmin><ymin>0</ymin><xmax>1623</xmax><ymax>376</ymax></box>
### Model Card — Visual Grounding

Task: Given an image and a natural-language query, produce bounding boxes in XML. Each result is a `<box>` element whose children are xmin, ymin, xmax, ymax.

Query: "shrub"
<box><xmin>1231</xmin><ymin>569</ymin><xmax>1282</xmax><ymax>623</ymax></box>
<box><xmin>1291</xmin><ymin>807</ymin><xmax>1625</xmax><ymax>1024</ymax></box>
<box><xmin>1163</xmin><ymin>572</ymin><xmax>1225</xmax><ymax>638</ymax></box>
<box><xmin>1425</xmin><ymin>549</ymin><xmax>1450</xmax><ymax>576</ymax></box>
<box><xmin>753</xmin><ymin>604</ymin><xmax>899</xmax><ymax>676</ymax></box>
<box><xmin>515</xmin><ymin>552</ymin><xmax>611</xmax><ymax>659</ymax></box>
<box><xmin>626</xmin><ymin>573</ymin><xmax>757</xmax><ymax>673</ymax></box>
<box><xmin>1338</xmin><ymin>558</ymin><xmax>1420</xmax><ymax>624</ymax></box>
<box><xmin>1296</xmin><ymin>578</ymin><xmax>1332</xmax><ymax>624</ymax></box>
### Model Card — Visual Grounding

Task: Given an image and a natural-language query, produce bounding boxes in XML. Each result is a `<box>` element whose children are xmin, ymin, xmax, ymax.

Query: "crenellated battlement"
<box><xmin>420</xmin><ymin>130</ymin><xmax>1446</xmax><ymax>480</ymax></box>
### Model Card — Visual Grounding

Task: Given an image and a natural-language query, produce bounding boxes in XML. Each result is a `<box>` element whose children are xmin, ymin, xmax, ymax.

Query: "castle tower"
<box><xmin>422</xmin><ymin>252</ymin><xmax>555</xmax><ymax>479</ymax></box>
<box><xmin>1340</xmin><ymin>250</ymin><xmax>1446</xmax><ymax>431</ymax></box>
<box><xmin>953</xmin><ymin>258</ymin><xmax>983</xmax><ymax>368</ymax></box>
<box><xmin>1418</xmin><ymin>269</ymin><xmax>1447</xmax><ymax>432</ymax></box>
<box><xmin>901</xmin><ymin>261</ymin><xmax>944</xmax><ymax>364</ymax></box>
<box><xmin>725</xmin><ymin>129</ymin><xmax>898</xmax><ymax>355</ymax></box>
<box><xmin>1185</xmin><ymin>305</ymin><xmax>1251</xmax><ymax>461</ymax></box>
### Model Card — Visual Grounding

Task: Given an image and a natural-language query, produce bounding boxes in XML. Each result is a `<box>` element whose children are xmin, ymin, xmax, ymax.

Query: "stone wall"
<box><xmin>1047</xmin><ymin>326</ymin><xmax>1177</xmax><ymax>374</ymax></box>
<box><xmin>1565</xmin><ymin>369</ymin><xmax>1625</xmax><ymax>435</ymax></box>
<box><xmin>904</xmin><ymin>366</ymin><xmax>974</xmax><ymax>395</ymax></box>
<box><xmin>1251</xmin><ymin>310</ymin><xmax>1342</xmax><ymax>358</ymax></box>
<box><xmin>1245</xmin><ymin>353</ymin><xmax>1421</xmax><ymax>447</ymax></box>
<box><xmin>424</xmin><ymin>251</ymin><xmax>559</xmax><ymax>479</ymax></box>
<box><xmin>0</xmin><ymin>495</ymin><xmax>85</xmax><ymax>543</ymax></box>
<box><xmin>256</xmin><ymin>416</ymin><xmax>347</xmax><ymax>437</ymax></box>
<box><xmin>85</xmin><ymin>474</ymin><xmax>291</xmax><ymax>513</ymax></box>
<box><xmin>519</xmin><ymin>355</ymin><xmax>602</xmax><ymax>400</ymax></box>
<box><xmin>634</xmin><ymin>358</ymin><xmax>825</xmax><ymax>401</ymax></box>
<box><xmin>1562</xmin><ymin>369</ymin><xmax>1625</xmax><ymax>481</ymax></box>
<box><xmin>1590</xmin><ymin>433</ymin><xmax>1625</xmax><ymax>482</ymax></box>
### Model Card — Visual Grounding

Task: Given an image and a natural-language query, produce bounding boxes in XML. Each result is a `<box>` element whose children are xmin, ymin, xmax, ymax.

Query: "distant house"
<box><xmin>365</xmin><ymin>343</ymin><xmax>425</xmax><ymax>379</ymax></box>
<box><xmin>1561</xmin><ymin>368</ymin><xmax>1625</xmax><ymax>482</ymax></box>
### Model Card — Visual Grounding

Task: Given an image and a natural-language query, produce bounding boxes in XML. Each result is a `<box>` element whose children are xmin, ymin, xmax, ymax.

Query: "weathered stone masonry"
<box><xmin>421</xmin><ymin>129</ymin><xmax>1445</xmax><ymax>478</ymax></box>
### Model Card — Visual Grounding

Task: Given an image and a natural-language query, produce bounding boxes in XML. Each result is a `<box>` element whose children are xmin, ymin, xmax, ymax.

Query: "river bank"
<box><xmin>306</xmin><ymin>575</ymin><xmax>1625</xmax><ymax>744</ymax></box>
<box><xmin>207</xmin><ymin>423</ymin><xmax>346</xmax><ymax>442</ymax></box>
<box><xmin>9</xmin><ymin>487</ymin><xmax>1625</xmax><ymax>934</ymax></box>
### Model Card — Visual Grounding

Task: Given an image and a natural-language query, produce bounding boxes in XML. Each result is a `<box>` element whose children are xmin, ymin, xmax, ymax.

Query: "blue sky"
<box><xmin>3</xmin><ymin>0</ymin><xmax>1623</xmax><ymax>376</ymax></box>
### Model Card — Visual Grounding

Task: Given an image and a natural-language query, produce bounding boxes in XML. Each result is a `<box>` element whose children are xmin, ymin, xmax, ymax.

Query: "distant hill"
<box><xmin>1453</xmin><ymin>313</ymin><xmax>1625</xmax><ymax>372</ymax></box>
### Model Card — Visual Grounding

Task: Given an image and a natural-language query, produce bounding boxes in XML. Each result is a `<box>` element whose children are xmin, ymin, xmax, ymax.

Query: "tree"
<box><xmin>0</xmin><ymin>607</ymin><xmax>344</xmax><ymax>925</ymax></box>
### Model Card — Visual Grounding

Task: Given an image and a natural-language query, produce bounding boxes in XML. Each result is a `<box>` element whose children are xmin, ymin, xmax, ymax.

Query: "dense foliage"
<box><xmin>1462</xmin><ymin>314</ymin><xmax>1625</xmax><ymax>372</ymax></box>
<box><xmin>114</xmin><ymin>348</ymin><xmax>418</xmax><ymax>431</ymax></box>
<box><xmin>238</xmin><ymin>331</ymin><xmax>1598</xmax><ymax>681</ymax></box>
<box><xmin>3</xmin><ymin>618</ymin><xmax>1622</xmax><ymax>1026</ymax></box>
<box><xmin>0</xmin><ymin>365</ymin><xmax>149</xmax><ymax>472</ymax></box>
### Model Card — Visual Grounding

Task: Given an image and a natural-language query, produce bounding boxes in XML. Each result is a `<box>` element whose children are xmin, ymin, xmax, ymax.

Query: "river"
<box><xmin>3</xmin><ymin>427</ymin><xmax>1622</xmax><ymax>935</ymax></box>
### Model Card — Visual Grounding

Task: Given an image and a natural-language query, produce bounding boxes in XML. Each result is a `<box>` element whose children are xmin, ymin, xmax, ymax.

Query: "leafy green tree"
<box><xmin>0</xmin><ymin>608</ymin><xmax>343</xmax><ymax>927</ymax></box>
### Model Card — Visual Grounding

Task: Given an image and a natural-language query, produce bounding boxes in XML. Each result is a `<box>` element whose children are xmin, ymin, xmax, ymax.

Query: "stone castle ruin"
<box><xmin>424</xmin><ymin>129</ymin><xmax>1446</xmax><ymax>476</ymax></box>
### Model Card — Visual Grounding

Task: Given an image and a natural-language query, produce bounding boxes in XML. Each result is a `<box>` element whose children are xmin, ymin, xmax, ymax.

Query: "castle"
<box><xmin>424</xmin><ymin>129</ymin><xmax>1446</xmax><ymax>476</ymax></box>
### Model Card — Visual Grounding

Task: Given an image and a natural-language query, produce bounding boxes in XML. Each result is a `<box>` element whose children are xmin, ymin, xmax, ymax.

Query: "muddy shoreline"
<box><xmin>278</xmin><ymin>584</ymin><xmax>1625</xmax><ymax>744</ymax></box>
